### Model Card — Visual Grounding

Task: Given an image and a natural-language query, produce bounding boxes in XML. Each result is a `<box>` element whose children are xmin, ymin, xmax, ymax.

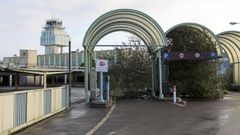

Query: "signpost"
<box><xmin>96</xmin><ymin>59</ymin><xmax>109</xmax><ymax>72</ymax></box>
<box><xmin>96</xmin><ymin>59</ymin><xmax>109</xmax><ymax>102</ymax></box>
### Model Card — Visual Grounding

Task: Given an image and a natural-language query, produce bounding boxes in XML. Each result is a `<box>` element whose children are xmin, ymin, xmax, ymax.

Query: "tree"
<box><xmin>103</xmin><ymin>35</ymin><xmax>152</xmax><ymax>99</ymax></box>
<box><xmin>219</xmin><ymin>64</ymin><xmax>233</xmax><ymax>91</ymax></box>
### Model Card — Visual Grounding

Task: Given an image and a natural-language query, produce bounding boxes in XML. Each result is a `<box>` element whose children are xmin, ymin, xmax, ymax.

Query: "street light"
<box><xmin>229</xmin><ymin>22</ymin><xmax>240</xmax><ymax>25</ymax></box>
<box><xmin>68</xmin><ymin>41</ymin><xmax>71</xmax><ymax>107</ymax></box>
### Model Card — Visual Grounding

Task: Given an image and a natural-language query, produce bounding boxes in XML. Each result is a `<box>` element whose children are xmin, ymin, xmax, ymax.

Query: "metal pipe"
<box><xmin>15</xmin><ymin>73</ymin><xmax>19</xmax><ymax>90</ymax></box>
<box><xmin>68</xmin><ymin>41</ymin><xmax>72</xmax><ymax>107</ymax></box>
<box><xmin>9</xmin><ymin>74</ymin><xmax>12</xmax><ymax>87</ymax></box>
<box><xmin>43</xmin><ymin>73</ymin><xmax>47</xmax><ymax>89</ymax></box>
<box><xmin>94</xmin><ymin>44</ymin><xmax>165</xmax><ymax>47</ymax></box>
<box><xmin>100</xmin><ymin>72</ymin><xmax>104</xmax><ymax>101</ymax></box>
<box><xmin>158</xmin><ymin>51</ymin><xmax>164</xmax><ymax>99</ymax></box>
<box><xmin>151</xmin><ymin>57</ymin><xmax>155</xmax><ymax>96</ymax></box>
<box><xmin>84</xmin><ymin>48</ymin><xmax>89</xmax><ymax>103</ymax></box>
<box><xmin>106</xmin><ymin>76</ymin><xmax>110</xmax><ymax>101</ymax></box>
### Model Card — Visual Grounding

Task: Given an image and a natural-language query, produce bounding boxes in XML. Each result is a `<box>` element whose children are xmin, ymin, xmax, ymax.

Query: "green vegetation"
<box><xmin>105</xmin><ymin>28</ymin><xmax>231</xmax><ymax>100</ymax></box>
<box><xmin>102</xmin><ymin>36</ymin><xmax>152</xmax><ymax>102</ymax></box>
<box><xmin>219</xmin><ymin>64</ymin><xmax>233</xmax><ymax>92</ymax></box>
<box><xmin>167</xmin><ymin>26</ymin><xmax>224</xmax><ymax>98</ymax></box>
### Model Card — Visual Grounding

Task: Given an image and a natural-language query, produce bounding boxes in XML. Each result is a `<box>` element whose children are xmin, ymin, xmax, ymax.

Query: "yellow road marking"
<box><xmin>85</xmin><ymin>104</ymin><xmax>116</xmax><ymax>135</ymax></box>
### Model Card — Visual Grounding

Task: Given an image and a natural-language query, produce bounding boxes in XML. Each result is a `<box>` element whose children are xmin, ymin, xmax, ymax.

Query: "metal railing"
<box><xmin>0</xmin><ymin>85</ymin><xmax>69</xmax><ymax>135</ymax></box>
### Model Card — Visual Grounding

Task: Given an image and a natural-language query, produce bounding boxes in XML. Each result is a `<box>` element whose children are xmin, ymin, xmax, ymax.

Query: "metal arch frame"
<box><xmin>88</xmin><ymin>24</ymin><xmax>153</xmax><ymax>51</ymax></box>
<box><xmin>82</xmin><ymin>9</ymin><xmax>167</xmax><ymax>103</ymax></box>
<box><xmin>219</xmin><ymin>38</ymin><xmax>240</xmax><ymax>83</ymax></box>
<box><xmin>219</xmin><ymin>37</ymin><xmax>240</xmax><ymax>62</ymax></box>
<box><xmin>83</xmin><ymin>9</ymin><xmax>166</xmax><ymax>47</ymax></box>
<box><xmin>217</xmin><ymin>31</ymin><xmax>240</xmax><ymax>85</ymax></box>
<box><xmin>219</xmin><ymin>41</ymin><xmax>234</xmax><ymax>63</ymax></box>
<box><xmin>217</xmin><ymin>31</ymin><xmax>240</xmax><ymax>61</ymax></box>
<box><xmin>165</xmin><ymin>22</ymin><xmax>223</xmax><ymax>57</ymax></box>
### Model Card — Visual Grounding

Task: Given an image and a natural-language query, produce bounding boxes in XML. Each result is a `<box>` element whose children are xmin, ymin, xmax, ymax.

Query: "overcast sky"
<box><xmin>0</xmin><ymin>0</ymin><xmax>240</xmax><ymax>60</ymax></box>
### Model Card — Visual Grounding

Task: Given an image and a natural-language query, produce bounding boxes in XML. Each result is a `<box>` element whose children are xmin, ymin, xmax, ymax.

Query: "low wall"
<box><xmin>0</xmin><ymin>85</ymin><xmax>69</xmax><ymax>135</ymax></box>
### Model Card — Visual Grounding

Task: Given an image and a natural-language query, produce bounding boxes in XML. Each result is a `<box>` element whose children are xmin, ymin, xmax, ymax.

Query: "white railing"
<box><xmin>0</xmin><ymin>85</ymin><xmax>69</xmax><ymax>135</ymax></box>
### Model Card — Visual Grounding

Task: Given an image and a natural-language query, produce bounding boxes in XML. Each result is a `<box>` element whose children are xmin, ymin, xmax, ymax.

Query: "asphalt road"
<box><xmin>13</xmin><ymin>89</ymin><xmax>240</xmax><ymax>135</ymax></box>
<box><xmin>93</xmin><ymin>92</ymin><xmax>240</xmax><ymax>135</ymax></box>
<box><xmin>71</xmin><ymin>87</ymin><xmax>85</xmax><ymax>103</ymax></box>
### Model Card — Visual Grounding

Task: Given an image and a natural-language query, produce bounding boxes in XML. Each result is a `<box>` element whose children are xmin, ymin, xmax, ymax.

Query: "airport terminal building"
<box><xmin>1</xmin><ymin>18</ymin><xmax>112</xmax><ymax>86</ymax></box>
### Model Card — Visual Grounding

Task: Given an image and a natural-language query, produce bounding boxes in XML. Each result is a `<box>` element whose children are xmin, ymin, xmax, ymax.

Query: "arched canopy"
<box><xmin>217</xmin><ymin>31</ymin><xmax>240</xmax><ymax>84</ymax></box>
<box><xmin>83</xmin><ymin>9</ymin><xmax>167</xmax><ymax>53</ymax></box>
<box><xmin>217</xmin><ymin>31</ymin><xmax>240</xmax><ymax>63</ymax></box>
<box><xmin>82</xmin><ymin>9</ymin><xmax>167</xmax><ymax>103</ymax></box>
<box><xmin>166</xmin><ymin>23</ymin><xmax>222</xmax><ymax>56</ymax></box>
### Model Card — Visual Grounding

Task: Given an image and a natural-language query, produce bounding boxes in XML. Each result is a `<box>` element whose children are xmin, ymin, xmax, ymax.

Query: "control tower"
<box><xmin>40</xmin><ymin>18</ymin><xmax>71</xmax><ymax>54</ymax></box>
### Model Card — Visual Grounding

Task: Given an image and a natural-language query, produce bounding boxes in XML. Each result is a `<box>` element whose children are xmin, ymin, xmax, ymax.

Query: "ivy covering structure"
<box><xmin>166</xmin><ymin>24</ymin><xmax>221</xmax><ymax>98</ymax></box>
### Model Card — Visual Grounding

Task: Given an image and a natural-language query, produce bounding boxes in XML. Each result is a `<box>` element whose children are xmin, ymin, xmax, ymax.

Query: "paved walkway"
<box><xmin>71</xmin><ymin>87</ymin><xmax>85</xmax><ymax>103</ymax></box>
<box><xmin>14</xmin><ymin>87</ymin><xmax>110</xmax><ymax>135</ymax></box>
<box><xmin>0</xmin><ymin>86</ymin><xmax>102</xmax><ymax>135</ymax></box>
<box><xmin>14</xmin><ymin>102</ymin><xmax>109</xmax><ymax>135</ymax></box>
<box><xmin>14</xmin><ymin>88</ymin><xmax>240</xmax><ymax>135</ymax></box>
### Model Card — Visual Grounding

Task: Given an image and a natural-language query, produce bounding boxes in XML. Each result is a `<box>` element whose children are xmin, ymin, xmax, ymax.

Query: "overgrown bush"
<box><xmin>102</xmin><ymin>36</ymin><xmax>152</xmax><ymax>101</ymax></box>
<box><xmin>167</xmin><ymin>26</ymin><xmax>224</xmax><ymax>98</ymax></box>
<box><xmin>108</xmin><ymin>47</ymin><xmax>152</xmax><ymax>99</ymax></box>
<box><xmin>219</xmin><ymin>64</ymin><xmax>233</xmax><ymax>92</ymax></box>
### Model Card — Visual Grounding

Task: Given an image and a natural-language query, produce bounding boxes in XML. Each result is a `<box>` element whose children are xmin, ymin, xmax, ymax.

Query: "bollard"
<box><xmin>173</xmin><ymin>85</ymin><xmax>177</xmax><ymax>103</ymax></box>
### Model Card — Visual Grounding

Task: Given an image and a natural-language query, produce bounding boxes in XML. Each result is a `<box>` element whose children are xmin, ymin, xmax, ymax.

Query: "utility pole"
<box><xmin>68</xmin><ymin>41</ymin><xmax>72</xmax><ymax>107</ymax></box>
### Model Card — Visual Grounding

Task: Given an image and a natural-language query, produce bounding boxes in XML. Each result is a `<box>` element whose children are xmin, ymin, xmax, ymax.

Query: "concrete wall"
<box><xmin>20</xmin><ymin>49</ymin><xmax>37</xmax><ymax>68</ymax></box>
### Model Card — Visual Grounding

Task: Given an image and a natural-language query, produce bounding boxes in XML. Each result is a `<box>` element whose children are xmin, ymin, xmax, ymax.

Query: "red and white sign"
<box><xmin>179</xmin><ymin>53</ymin><xmax>184</xmax><ymax>59</ymax></box>
<box><xmin>173</xmin><ymin>85</ymin><xmax>176</xmax><ymax>91</ymax></box>
<box><xmin>96</xmin><ymin>59</ymin><xmax>108</xmax><ymax>72</ymax></box>
<box><xmin>194</xmin><ymin>52</ymin><xmax>200</xmax><ymax>58</ymax></box>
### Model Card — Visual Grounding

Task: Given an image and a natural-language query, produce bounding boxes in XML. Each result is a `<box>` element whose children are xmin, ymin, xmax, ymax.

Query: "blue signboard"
<box><xmin>162</xmin><ymin>51</ymin><xmax>217</xmax><ymax>61</ymax></box>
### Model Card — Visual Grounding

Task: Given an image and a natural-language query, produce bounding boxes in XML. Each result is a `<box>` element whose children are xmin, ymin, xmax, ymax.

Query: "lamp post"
<box><xmin>68</xmin><ymin>41</ymin><xmax>72</xmax><ymax>107</ymax></box>
<box><xmin>229</xmin><ymin>22</ymin><xmax>240</xmax><ymax>25</ymax></box>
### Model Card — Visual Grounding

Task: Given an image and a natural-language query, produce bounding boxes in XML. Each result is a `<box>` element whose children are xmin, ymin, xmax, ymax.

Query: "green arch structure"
<box><xmin>165</xmin><ymin>22</ymin><xmax>222</xmax><ymax>56</ymax></box>
<box><xmin>82</xmin><ymin>9</ymin><xmax>167</xmax><ymax>103</ymax></box>
<box><xmin>166</xmin><ymin>23</ymin><xmax>240</xmax><ymax>87</ymax></box>
<box><xmin>217</xmin><ymin>31</ymin><xmax>240</xmax><ymax>85</ymax></box>
<box><xmin>83</xmin><ymin>9</ymin><xmax>240</xmax><ymax>103</ymax></box>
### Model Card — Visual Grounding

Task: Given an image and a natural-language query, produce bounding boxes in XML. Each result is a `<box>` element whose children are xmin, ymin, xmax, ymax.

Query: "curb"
<box><xmin>169</xmin><ymin>100</ymin><xmax>187</xmax><ymax>107</ymax></box>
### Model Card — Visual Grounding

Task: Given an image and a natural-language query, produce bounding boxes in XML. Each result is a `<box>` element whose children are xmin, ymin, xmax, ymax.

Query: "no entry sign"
<box><xmin>96</xmin><ymin>59</ymin><xmax>109</xmax><ymax>72</ymax></box>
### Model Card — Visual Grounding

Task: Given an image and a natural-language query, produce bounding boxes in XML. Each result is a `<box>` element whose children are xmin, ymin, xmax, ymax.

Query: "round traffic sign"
<box><xmin>179</xmin><ymin>53</ymin><xmax>184</xmax><ymax>58</ymax></box>
<box><xmin>173</xmin><ymin>85</ymin><xmax>176</xmax><ymax>91</ymax></box>
<box><xmin>99</xmin><ymin>60</ymin><xmax>105</xmax><ymax>66</ymax></box>
<box><xmin>194</xmin><ymin>52</ymin><xmax>200</xmax><ymax>58</ymax></box>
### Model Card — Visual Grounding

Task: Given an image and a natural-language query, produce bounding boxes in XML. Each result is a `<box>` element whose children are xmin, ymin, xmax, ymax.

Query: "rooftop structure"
<box><xmin>3</xmin><ymin>49</ymin><xmax>37</xmax><ymax>68</ymax></box>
